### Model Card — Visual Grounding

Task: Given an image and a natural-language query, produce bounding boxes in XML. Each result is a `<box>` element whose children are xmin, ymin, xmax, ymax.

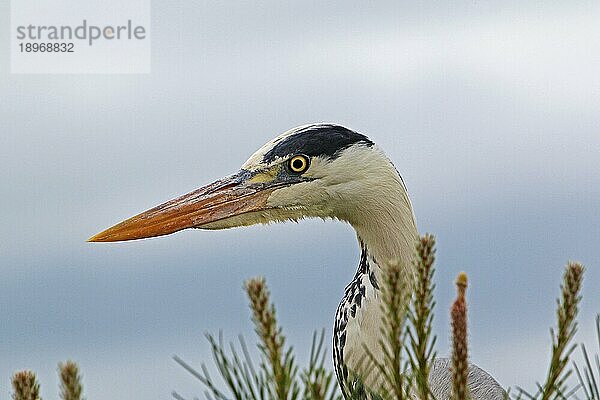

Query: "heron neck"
<box><xmin>349</xmin><ymin>182</ymin><xmax>418</xmax><ymax>276</ymax></box>
<box><xmin>334</xmin><ymin>188</ymin><xmax>418</xmax><ymax>394</ymax></box>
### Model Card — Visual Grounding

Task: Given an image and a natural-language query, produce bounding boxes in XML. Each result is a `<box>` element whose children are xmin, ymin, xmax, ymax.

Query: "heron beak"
<box><xmin>88</xmin><ymin>171</ymin><xmax>279</xmax><ymax>242</ymax></box>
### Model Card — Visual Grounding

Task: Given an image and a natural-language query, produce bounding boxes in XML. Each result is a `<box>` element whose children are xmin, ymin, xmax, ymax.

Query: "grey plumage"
<box><xmin>427</xmin><ymin>358</ymin><xmax>506</xmax><ymax>400</ymax></box>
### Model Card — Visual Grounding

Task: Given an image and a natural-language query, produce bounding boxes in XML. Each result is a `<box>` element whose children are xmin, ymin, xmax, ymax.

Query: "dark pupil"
<box><xmin>292</xmin><ymin>159</ymin><xmax>304</xmax><ymax>170</ymax></box>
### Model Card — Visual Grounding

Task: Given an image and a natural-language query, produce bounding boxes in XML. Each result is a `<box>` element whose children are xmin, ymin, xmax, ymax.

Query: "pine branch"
<box><xmin>245</xmin><ymin>277</ymin><xmax>298</xmax><ymax>400</ymax></box>
<box><xmin>364</xmin><ymin>258</ymin><xmax>412</xmax><ymax>399</ymax></box>
<box><xmin>12</xmin><ymin>370</ymin><xmax>41</xmax><ymax>400</ymax></box>
<box><xmin>573</xmin><ymin>314</ymin><xmax>600</xmax><ymax>400</ymax></box>
<box><xmin>58</xmin><ymin>361</ymin><xmax>84</xmax><ymax>400</ymax></box>
<box><xmin>517</xmin><ymin>262</ymin><xmax>585</xmax><ymax>400</ymax></box>
<box><xmin>540</xmin><ymin>262</ymin><xmax>584</xmax><ymax>400</ymax></box>
<box><xmin>407</xmin><ymin>234</ymin><xmax>437</xmax><ymax>400</ymax></box>
<box><xmin>301</xmin><ymin>330</ymin><xmax>342</xmax><ymax>400</ymax></box>
<box><xmin>173</xmin><ymin>332</ymin><xmax>268</xmax><ymax>400</ymax></box>
<box><xmin>451</xmin><ymin>272</ymin><xmax>470</xmax><ymax>400</ymax></box>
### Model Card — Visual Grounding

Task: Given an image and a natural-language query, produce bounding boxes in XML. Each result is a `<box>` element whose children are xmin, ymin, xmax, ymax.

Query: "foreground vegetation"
<box><xmin>10</xmin><ymin>235</ymin><xmax>598</xmax><ymax>400</ymax></box>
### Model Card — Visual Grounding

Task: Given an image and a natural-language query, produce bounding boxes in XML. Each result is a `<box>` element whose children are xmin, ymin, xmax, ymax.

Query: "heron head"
<box><xmin>89</xmin><ymin>124</ymin><xmax>406</xmax><ymax>242</ymax></box>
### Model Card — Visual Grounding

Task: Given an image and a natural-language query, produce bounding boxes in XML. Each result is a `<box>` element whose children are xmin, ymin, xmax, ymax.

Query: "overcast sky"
<box><xmin>1</xmin><ymin>1</ymin><xmax>599</xmax><ymax>399</ymax></box>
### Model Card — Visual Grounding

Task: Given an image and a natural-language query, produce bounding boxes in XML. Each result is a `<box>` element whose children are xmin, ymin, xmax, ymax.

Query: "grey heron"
<box><xmin>89</xmin><ymin>123</ymin><xmax>505</xmax><ymax>399</ymax></box>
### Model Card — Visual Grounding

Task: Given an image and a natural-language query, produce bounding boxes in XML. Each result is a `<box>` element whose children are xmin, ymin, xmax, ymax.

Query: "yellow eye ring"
<box><xmin>288</xmin><ymin>155</ymin><xmax>309</xmax><ymax>173</ymax></box>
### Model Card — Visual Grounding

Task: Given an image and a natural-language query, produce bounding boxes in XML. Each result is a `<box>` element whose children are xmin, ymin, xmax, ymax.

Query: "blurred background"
<box><xmin>1</xmin><ymin>1</ymin><xmax>599</xmax><ymax>399</ymax></box>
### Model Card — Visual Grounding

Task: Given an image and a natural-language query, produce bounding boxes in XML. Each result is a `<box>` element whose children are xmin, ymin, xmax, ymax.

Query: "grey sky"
<box><xmin>1</xmin><ymin>1</ymin><xmax>599</xmax><ymax>399</ymax></box>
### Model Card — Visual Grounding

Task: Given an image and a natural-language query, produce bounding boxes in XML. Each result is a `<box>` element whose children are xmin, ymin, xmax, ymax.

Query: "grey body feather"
<box><xmin>427</xmin><ymin>358</ymin><xmax>507</xmax><ymax>400</ymax></box>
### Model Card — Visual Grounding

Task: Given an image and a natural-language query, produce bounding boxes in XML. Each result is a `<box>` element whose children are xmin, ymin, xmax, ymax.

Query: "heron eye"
<box><xmin>288</xmin><ymin>155</ymin><xmax>309</xmax><ymax>173</ymax></box>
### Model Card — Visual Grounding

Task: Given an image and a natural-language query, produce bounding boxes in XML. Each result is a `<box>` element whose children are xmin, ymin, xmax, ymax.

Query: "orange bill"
<box><xmin>88</xmin><ymin>171</ymin><xmax>278</xmax><ymax>242</ymax></box>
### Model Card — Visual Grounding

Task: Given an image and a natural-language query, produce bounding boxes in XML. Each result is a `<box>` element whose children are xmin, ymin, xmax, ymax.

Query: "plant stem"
<box><xmin>451</xmin><ymin>272</ymin><xmax>470</xmax><ymax>400</ymax></box>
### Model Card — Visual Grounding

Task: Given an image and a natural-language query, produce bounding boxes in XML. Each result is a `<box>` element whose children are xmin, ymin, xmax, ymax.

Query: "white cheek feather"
<box><xmin>268</xmin><ymin>144</ymin><xmax>418</xmax><ymax>264</ymax></box>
